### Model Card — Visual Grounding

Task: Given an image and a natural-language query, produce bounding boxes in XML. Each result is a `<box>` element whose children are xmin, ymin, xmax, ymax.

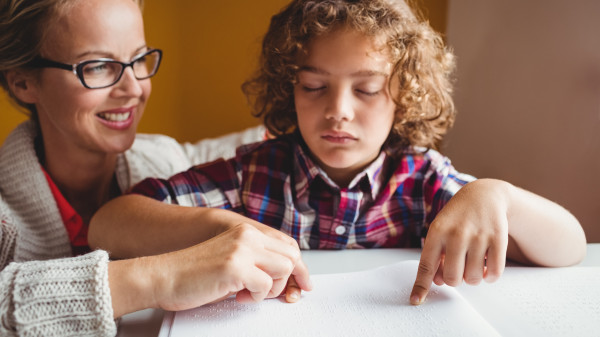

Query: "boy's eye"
<box><xmin>356</xmin><ymin>89</ymin><xmax>381</xmax><ymax>97</ymax></box>
<box><xmin>302</xmin><ymin>86</ymin><xmax>325</xmax><ymax>92</ymax></box>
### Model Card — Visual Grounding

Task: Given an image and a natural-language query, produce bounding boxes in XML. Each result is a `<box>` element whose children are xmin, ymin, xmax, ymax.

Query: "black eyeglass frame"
<box><xmin>28</xmin><ymin>48</ymin><xmax>163</xmax><ymax>89</ymax></box>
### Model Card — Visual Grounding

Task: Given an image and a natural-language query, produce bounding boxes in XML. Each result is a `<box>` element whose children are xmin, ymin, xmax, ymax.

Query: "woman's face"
<box><xmin>31</xmin><ymin>0</ymin><xmax>151</xmax><ymax>156</ymax></box>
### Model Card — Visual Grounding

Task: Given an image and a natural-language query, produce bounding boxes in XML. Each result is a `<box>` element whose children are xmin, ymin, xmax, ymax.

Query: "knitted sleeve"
<box><xmin>0</xmin><ymin>250</ymin><xmax>117</xmax><ymax>337</ymax></box>
<box><xmin>0</xmin><ymin>206</ymin><xmax>16</xmax><ymax>271</ymax></box>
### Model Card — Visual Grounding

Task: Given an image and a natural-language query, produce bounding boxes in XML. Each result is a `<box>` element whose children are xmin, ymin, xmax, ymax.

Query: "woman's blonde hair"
<box><xmin>0</xmin><ymin>0</ymin><xmax>143</xmax><ymax>118</ymax></box>
<box><xmin>242</xmin><ymin>0</ymin><xmax>456</xmax><ymax>152</ymax></box>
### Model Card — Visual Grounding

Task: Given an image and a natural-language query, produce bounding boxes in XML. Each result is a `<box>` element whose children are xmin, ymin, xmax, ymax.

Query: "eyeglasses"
<box><xmin>29</xmin><ymin>49</ymin><xmax>162</xmax><ymax>89</ymax></box>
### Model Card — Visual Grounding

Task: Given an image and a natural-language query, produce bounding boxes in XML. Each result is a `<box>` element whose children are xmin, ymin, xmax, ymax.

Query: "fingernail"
<box><xmin>410</xmin><ymin>295</ymin><xmax>422</xmax><ymax>305</ymax></box>
<box><xmin>289</xmin><ymin>292</ymin><xmax>298</xmax><ymax>300</ymax></box>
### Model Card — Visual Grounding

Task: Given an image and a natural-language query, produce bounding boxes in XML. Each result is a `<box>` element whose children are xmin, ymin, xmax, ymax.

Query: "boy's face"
<box><xmin>294</xmin><ymin>28</ymin><xmax>395</xmax><ymax>187</ymax></box>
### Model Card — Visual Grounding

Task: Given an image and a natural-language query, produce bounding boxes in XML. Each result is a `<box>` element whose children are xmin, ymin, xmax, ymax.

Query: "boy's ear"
<box><xmin>4</xmin><ymin>69</ymin><xmax>39</xmax><ymax>104</ymax></box>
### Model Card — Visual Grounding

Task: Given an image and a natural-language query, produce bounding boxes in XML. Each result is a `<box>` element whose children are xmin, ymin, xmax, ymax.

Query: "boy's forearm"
<box><xmin>89</xmin><ymin>195</ymin><xmax>232</xmax><ymax>258</ymax></box>
<box><xmin>495</xmin><ymin>179</ymin><xmax>587</xmax><ymax>266</ymax></box>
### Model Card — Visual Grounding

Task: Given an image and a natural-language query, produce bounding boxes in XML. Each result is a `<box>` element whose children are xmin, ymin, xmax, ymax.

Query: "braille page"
<box><xmin>161</xmin><ymin>260</ymin><xmax>500</xmax><ymax>337</ymax></box>
<box><xmin>457</xmin><ymin>266</ymin><xmax>600</xmax><ymax>337</ymax></box>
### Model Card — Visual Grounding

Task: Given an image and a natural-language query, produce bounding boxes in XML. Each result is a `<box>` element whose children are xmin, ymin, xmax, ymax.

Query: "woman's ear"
<box><xmin>4</xmin><ymin>69</ymin><xmax>39</xmax><ymax>104</ymax></box>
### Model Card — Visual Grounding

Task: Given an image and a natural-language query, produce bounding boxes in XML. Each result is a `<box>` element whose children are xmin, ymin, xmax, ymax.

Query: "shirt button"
<box><xmin>335</xmin><ymin>226</ymin><xmax>346</xmax><ymax>235</ymax></box>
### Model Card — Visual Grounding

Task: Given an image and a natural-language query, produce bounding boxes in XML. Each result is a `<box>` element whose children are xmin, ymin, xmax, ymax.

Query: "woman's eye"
<box><xmin>83</xmin><ymin>62</ymin><xmax>109</xmax><ymax>75</ymax></box>
<box><xmin>134</xmin><ymin>55</ymin><xmax>147</xmax><ymax>65</ymax></box>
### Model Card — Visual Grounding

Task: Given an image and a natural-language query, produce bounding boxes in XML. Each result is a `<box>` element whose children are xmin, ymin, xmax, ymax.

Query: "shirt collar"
<box><xmin>292</xmin><ymin>133</ymin><xmax>389</xmax><ymax>200</ymax></box>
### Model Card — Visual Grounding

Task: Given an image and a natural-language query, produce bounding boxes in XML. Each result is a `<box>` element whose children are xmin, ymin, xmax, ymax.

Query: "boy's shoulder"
<box><xmin>394</xmin><ymin>146</ymin><xmax>475</xmax><ymax>182</ymax></box>
<box><xmin>394</xmin><ymin>146</ymin><xmax>455</xmax><ymax>172</ymax></box>
<box><xmin>398</xmin><ymin>146</ymin><xmax>447</xmax><ymax>161</ymax></box>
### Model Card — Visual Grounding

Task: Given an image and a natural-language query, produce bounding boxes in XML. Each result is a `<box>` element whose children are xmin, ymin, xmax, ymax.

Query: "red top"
<box><xmin>42</xmin><ymin>166</ymin><xmax>90</xmax><ymax>256</ymax></box>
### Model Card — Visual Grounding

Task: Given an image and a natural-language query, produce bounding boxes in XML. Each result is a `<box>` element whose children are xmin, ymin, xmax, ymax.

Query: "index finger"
<box><xmin>410</xmin><ymin>237</ymin><xmax>443</xmax><ymax>305</ymax></box>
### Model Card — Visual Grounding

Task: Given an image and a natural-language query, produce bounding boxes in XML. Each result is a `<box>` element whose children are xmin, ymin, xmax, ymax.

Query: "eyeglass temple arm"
<box><xmin>29</xmin><ymin>58</ymin><xmax>74</xmax><ymax>71</ymax></box>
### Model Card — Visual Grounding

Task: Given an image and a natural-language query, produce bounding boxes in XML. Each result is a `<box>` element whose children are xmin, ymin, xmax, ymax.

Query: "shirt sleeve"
<box><xmin>422</xmin><ymin>150</ymin><xmax>477</xmax><ymax>227</ymax></box>
<box><xmin>128</xmin><ymin>158</ymin><xmax>242</xmax><ymax>211</ymax></box>
<box><xmin>0</xmin><ymin>250</ymin><xmax>116</xmax><ymax>337</ymax></box>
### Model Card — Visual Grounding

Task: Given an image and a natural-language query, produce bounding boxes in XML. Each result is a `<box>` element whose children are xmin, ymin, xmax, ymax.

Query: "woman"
<box><xmin>0</xmin><ymin>0</ymin><xmax>310</xmax><ymax>335</ymax></box>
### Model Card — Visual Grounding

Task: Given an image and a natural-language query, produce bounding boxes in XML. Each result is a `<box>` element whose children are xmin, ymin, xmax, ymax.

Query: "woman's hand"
<box><xmin>108</xmin><ymin>223</ymin><xmax>312</xmax><ymax>317</ymax></box>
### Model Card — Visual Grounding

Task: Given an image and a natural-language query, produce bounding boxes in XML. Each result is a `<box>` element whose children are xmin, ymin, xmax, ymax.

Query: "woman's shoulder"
<box><xmin>235</xmin><ymin>134</ymin><xmax>296</xmax><ymax>164</ymax></box>
<box><xmin>121</xmin><ymin>127</ymin><xmax>268</xmax><ymax>188</ymax></box>
<box><xmin>128</xmin><ymin>125</ymin><xmax>267</xmax><ymax>168</ymax></box>
<box><xmin>119</xmin><ymin>133</ymin><xmax>193</xmax><ymax>188</ymax></box>
<box><xmin>0</xmin><ymin>120</ymin><xmax>36</xmax><ymax>154</ymax></box>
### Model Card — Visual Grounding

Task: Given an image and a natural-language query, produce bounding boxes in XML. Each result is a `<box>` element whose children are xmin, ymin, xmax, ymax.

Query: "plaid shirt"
<box><xmin>130</xmin><ymin>134</ymin><xmax>475</xmax><ymax>249</ymax></box>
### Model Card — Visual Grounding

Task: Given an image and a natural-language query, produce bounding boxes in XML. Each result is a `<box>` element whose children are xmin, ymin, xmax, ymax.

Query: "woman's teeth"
<box><xmin>98</xmin><ymin>112</ymin><xmax>131</xmax><ymax>122</ymax></box>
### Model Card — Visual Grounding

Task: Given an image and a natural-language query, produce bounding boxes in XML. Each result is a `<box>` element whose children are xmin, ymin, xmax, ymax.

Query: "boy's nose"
<box><xmin>325</xmin><ymin>88</ymin><xmax>354</xmax><ymax>122</ymax></box>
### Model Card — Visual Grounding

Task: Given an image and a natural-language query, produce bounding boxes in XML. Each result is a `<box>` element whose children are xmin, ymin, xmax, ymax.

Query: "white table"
<box><xmin>118</xmin><ymin>244</ymin><xmax>600</xmax><ymax>337</ymax></box>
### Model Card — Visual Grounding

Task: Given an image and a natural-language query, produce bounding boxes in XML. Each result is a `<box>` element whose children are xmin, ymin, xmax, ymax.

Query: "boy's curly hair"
<box><xmin>242</xmin><ymin>0</ymin><xmax>456</xmax><ymax>152</ymax></box>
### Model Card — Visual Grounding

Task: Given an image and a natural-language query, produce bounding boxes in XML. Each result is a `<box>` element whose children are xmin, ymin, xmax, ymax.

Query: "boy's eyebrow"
<box><xmin>298</xmin><ymin>66</ymin><xmax>388</xmax><ymax>77</ymax></box>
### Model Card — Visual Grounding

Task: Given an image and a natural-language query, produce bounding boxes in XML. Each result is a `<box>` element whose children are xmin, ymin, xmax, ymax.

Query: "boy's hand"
<box><xmin>410</xmin><ymin>179</ymin><xmax>509</xmax><ymax>305</ymax></box>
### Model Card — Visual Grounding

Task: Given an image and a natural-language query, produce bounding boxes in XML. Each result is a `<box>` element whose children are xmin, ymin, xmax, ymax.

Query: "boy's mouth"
<box><xmin>322</xmin><ymin>130</ymin><xmax>356</xmax><ymax>138</ymax></box>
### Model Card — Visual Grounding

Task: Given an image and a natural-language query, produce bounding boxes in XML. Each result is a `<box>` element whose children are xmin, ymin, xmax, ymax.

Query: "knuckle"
<box><xmin>234</xmin><ymin>223</ymin><xmax>258</xmax><ymax>240</ymax></box>
<box><xmin>443</xmin><ymin>275</ymin><xmax>462</xmax><ymax>287</ymax></box>
<box><xmin>288</xmin><ymin>248</ymin><xmax>301</xmax><ymax>264</ymax></box>
<box><xmin>417</xmin><ymin>261</ymin><xmax>435</xmax><ymax>275</ymax></box>
<box><xmin>412</xmin><ymin>283</ymin><xmax>429</xmax><ymax>293</ymax></box>
<box><xmin>464</xmin><ymin>275</ymin><xmax>482</xmax><ymax>285</ymax></box>
<box><xmin>236</xmin><ymin>222</ymin><xmax>255</xmax><ymax>233</ymax></box>
<box><xmin>260</xmin><ymin>279</ymin><xmax>274</xmax><ymax>297</ymax></box>
<box><xmin>284</xmin><ymin>259</ymin><xmax>295</xmax><ymax>275</ymax></box>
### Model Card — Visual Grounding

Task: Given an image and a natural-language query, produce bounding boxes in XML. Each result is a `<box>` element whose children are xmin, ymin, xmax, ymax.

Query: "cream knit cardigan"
<box><xmin>0</xmin><ymin>121</ymin><xmax>264</xmax><ymax>336</ymax></box>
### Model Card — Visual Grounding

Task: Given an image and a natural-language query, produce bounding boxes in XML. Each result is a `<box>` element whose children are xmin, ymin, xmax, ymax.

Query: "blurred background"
<box><xmin>2</xmin><ymin>0</ymin><xmax>597</xmax><ymax>242</ymax></box>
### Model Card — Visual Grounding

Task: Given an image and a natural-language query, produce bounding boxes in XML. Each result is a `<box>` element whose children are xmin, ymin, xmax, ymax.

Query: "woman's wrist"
<box><xmin>108</xmin><ymin>257</ymin><xmax>159</xmax><ymax>318</ymax></box>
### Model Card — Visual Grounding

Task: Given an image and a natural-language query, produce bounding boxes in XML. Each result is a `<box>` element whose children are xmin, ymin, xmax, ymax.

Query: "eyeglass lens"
<box><xmin>79</xmin><ymin>50</ymin><xmax>161</xmax><ymax>88</ymax></box>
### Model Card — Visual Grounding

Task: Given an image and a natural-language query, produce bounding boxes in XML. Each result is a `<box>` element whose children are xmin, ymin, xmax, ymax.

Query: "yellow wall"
<box><xmin>0</xmin><ymin>1</ymin><xmax>446</xmax><ymax>144</ymax></box>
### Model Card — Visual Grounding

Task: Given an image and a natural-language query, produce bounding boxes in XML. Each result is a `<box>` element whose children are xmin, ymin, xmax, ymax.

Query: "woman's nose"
<box><xmin>112</xmin><ymin>67</ymin><xmax>143</xmax><ymax>97</ymax></box>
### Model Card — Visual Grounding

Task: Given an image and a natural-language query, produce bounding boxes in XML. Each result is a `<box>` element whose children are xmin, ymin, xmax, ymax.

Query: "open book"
<box><xmin>158</xmin><ymin>260</ymin><xmax>600</xmax><ymax>337</ymax></box>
